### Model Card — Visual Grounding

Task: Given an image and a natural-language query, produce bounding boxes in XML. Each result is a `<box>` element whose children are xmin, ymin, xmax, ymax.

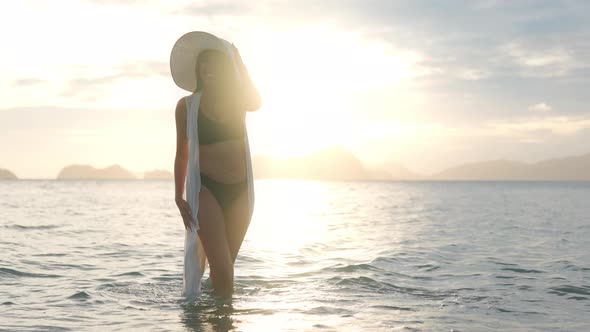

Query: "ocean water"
<box><xmin>1</xmin><ymin>179</ymin><xmax>589</xmax><ymax>331</ymax></box>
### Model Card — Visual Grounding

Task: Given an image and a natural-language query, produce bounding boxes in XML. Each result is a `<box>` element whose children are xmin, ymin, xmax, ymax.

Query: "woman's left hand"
<box><xmin>231</xmin><ymin>43</ymin><xmax>261</xmax><ymax>111</ymax></box>
<box><xmin>230</xmin><ymin>43</ymin><xmax>240</xmax><ymax>58</ymax></box>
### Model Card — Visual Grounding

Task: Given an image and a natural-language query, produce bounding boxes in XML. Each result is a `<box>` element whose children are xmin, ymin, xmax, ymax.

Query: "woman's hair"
<box><xmin>194</xmin><ymin>49</ymin><xmax>239</xmax><ymax>93</ymax></box>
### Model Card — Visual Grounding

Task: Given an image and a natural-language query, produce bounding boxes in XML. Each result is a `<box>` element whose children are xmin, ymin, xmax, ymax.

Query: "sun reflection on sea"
<box><xmin>244</xmin><ymin>179</ymin><xmax>330</xmax><ymax>256</ymax></box>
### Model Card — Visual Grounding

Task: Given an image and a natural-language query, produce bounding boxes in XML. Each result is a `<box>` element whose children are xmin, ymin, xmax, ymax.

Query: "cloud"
<box><xmin>59</xmin><ymin>60</ymin><xmax>168</xmax><ymax>98</ymax></box>
<box><xmin>458</xmin><ymin>68</ymin><xmax>491</xmax><ymax>81</ymax></box>
<box><xmin>173</xmin><ymin>0</ymin><xmax>258</xmax><ymax>17</ymax></box>
<box><xmin>357</xmin><ymin>114</ymin><xmax>590</xmax><ymax>146</ymax></box>
<box><xmin>487</xmin><ymin>115</ymin><xmax>590</xmax><ymax>137</ymax></box>
<box><xmin>170</xmin><ymin>0</ymin><xmax>590</xmax><ymax>119</ymax></box>
<box><xmin>11</xmin><ymin>78</ymin><xmax>45</xmax><ymax>87</ymax></box>
<box><xmin>87</xmin><ymin>0</ymin><xmax>154</xmax><ymax>5</ymax></box>
<box><xmin>172</xmin><ymin>0</ymin><xmax>590</xmax><ymax>82</ymax></box>
<box><xmin>528</xmin><ymin>102</ymin><xmax>552</xmax><ymax>113</ymax></box>
<box><xmin>500</xmin><ymin>42</ymin><xmax>576</xmax><ymax>77</ymax></box>
<box><xmin>219</xmin><ymin>0</ymin><xmax>590</xmax><ymax>121</ymax></box>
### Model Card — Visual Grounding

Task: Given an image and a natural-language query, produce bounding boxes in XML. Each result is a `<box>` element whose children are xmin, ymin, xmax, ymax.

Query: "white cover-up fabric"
<box><xmin>181</xmin><ymin>42</ymin><xmax>255</xmax><ymax>297</ymax></box>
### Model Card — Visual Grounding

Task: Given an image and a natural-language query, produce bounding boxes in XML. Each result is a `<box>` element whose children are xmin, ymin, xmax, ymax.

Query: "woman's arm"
<box><xmin>174</xmin><ymin>97</ymin><xmax>195</xmax><ymax>231</ymax></box>
<box><xmin>174</xmin><ymin>97</ymin><xmax>189</xmax><ymax>200</ymax></box>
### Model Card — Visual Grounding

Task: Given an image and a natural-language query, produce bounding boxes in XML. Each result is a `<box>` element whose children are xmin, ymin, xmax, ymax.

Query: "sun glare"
<box><xmin>246</xmin><ymin>180</ymin><xmax>330</xmax><ymax>255</ymax></box>
<box><xmin>243</xmin><ymin>24</ymin><xmax>422</xmax><ymax>159</ymax></box>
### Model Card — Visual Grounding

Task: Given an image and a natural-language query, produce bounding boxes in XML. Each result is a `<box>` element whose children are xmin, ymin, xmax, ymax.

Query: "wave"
<box><xmin>304</xmin><ymin>306</ymin><xmax>354</xmax><ymax>315</ymax></box>
<box><xmin>0</xmin><ymin>267</ymin><xmax>62</xmax><ymax>279</ymax></box>
<box><xmin>548</xmin><ymin>285</ymin><xmax>590</xmax><ymax>298</ymax></box>
<box><xmin>370</xmin><ymin>305</ymin><xmax>414</xmax><ymax>311</ymax></box>
<box><xmin>329</xmin><ymin>276</ymin><xmax>446</xmax><ymax>299</ymax></box>
<box><xmin>501</xmin><ymin>267</ymin><xmax>545</xmax><ymax>274</ymax></box>
<box><xmin>32</xmin><ymin>253</ymin><xmax>67</xmax><ymax>257</ymax></box>
<box><xmin>68</xmin><ymin>291</ymin><xmax>91</xmax><ymax>300</ymax></box>
<box><xmin>4</xmin><ymin>224</ymin><xmax>62</xmax><ymax>230</ymax></box>
<box><xmin>321</xmin><ymin>263</ymin><xmax>383</xmax><ymax>273</ymax></box>
<box><xmin>115</xmin><ymin>271</ymin><xmax>144</xmax><ymax>277</ymax></box>
<box><xmin>563</xmin><ymin>264</ymin><xmax>590</xmax><ymax>272</ymax></box>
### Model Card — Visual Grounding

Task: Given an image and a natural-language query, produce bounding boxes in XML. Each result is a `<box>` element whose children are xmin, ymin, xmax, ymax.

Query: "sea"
<box><xmin>1</xmin><ymin>179</ymin><xmax>589</xmax><ymax>331</ymax></box>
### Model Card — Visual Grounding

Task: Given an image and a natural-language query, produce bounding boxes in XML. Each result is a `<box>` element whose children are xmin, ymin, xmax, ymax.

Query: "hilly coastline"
<box><xmin>253</xmin><ymin>147</ymin><xmax>420</xmax><ymax>181</ymax></box>
<box><xmin>57</xmin><ymin>164</ymin><xmax>137</xmax><ymax>180</ymax></box>
<box><xmin>56</xmin><ymin>165</ymin><xmax>174</xmax><ymax>180</ymax></box>
<box><xmin>255</xmin><ymin>150</ymin><xmax>590</xmax><ymax>181</ymax></box>
<box><xmin>4</xmin><ymin>150</ymin><xmax>590</xmax><ymax>181</ymax></box>
<box><xmin>0</xmin><ymin>168</ymin><xmax>18</xmax><ymax>180</ymax></box>
<box><xmin>431</xmin><ymin>153</ymin><xmax>590</xmax><ymax>181</ymax></box>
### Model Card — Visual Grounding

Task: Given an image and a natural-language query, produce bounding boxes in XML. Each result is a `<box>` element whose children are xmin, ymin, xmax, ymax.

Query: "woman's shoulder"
<box><xmin>177</xmin><ymin>91</ymin><xmax>205</xmax><ymax>116</ymax></box>
<box><xmin>182</xmin><ymin>91</ymin><xmax>203</xmax><ymax>105</ymax></box>
<box><xmin>177</xmin><ymin>92</ymin><xmax>197</xmax><ymax>110</ymax></box>
<box><xmin>175</xmin><ymin>94</ymin><xmax>193</xmax><ymax>118</ymax></box>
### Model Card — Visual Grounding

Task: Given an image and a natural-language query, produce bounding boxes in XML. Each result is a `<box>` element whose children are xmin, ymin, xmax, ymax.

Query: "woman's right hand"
<box><xmin>176</xmin><ymin>197</ymin><xmax>195</xmax><ymax>231</ymax></box>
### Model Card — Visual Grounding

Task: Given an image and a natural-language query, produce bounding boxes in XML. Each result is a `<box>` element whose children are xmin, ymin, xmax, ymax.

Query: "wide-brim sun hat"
<box><xmin>170</xmin><ymin>31</ymin><xmax>240</xmax><ymax>92</ymax></box>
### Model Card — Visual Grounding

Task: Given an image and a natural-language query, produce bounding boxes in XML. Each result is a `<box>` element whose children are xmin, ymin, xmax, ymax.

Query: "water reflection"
<box><xmin>180</xmin><ymin>292</ymin><xmax>237</xmax><ymax>332</ymax></box>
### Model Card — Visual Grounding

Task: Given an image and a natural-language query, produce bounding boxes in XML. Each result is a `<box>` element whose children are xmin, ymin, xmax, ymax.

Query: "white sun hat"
<box><xmin>169</xmin><ymin>31</ymin><xmax>241</xmax><ymax>92</ymax></box>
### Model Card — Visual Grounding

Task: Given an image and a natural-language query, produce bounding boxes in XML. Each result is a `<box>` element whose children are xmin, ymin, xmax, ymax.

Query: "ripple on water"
<box><xmin>4</xmin><ymin>224</ymin><xmax>62</xmax><ymax>230</ymax></box>
<box><xmin>330</xmin><ymin>276</ymin><xmax>447</xmax><ymax>299</ymax></box>
<box><xmin>68</xmin><ymin>291</ymin><xmax>91</xmax><ymax>300</ymax></box>
<box><xmin>304</xmin><ymin>306</ymin><xmax>354</xmax><ymax>316</ymax></box>
<box><xmin>115</xmin><ymin>271</ymin><xmax>144</xmax><ymax>277</ymax></box>
<box><xmin>414</xmin><ymin>264</ymin><xmax>440</xmax><ymax>272</ymax></box>
<box><xmin>548</xmin><ymin>285</ymin><xmax>590</xmax><ymax>300</ymax></box>
<box><xmin>370</xmin><ymin>305</ymin><xmax>415</xmax><ymax>312</ymax></box>
<box><xmin>321</xmin><ymin>262</ymin><xmax>384</xmax><ymax>273</ymax></box>
<box><xmin>2</xmin><ymin>179</ymin><xmax>590</xmax><ymax>331</ymax></box>
<box><xmin>563</xmin><ymin>263</ymin><xmax>590</xmax><ymax>272</ymax></box>
<box><xmin>500</xmin><ymin>267</ymin><xmax>545</xmax><ymax>274</ymax></box>
<box><xmin>96</xmin><ymin>280</ymin><xmax>181</xmax><ymax>307</ymax></box>
<box><xmin>0</xmin><ymin>267</ymin><xmax>62</xmax><ymax>279</ymax></box>
<box><xmin>31</xmin><ymin>253</ymin><xmax>67</xmax><ymax>257</ymax></box>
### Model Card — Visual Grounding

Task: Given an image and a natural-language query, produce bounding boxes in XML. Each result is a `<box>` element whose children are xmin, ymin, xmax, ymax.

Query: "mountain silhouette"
<box><xmin>432</xmin><ymin>153</ymin><xmax>590</xmax><ymax>180</ymax></box>
<box><xmin>9</xmin><ymin>150</ymin><xmax>590</xmax><ymax>181</ymax></box>
<box><xmin>0</xmin><ymin>168</ymin><xmax>18</xmax><ymax>180</ymax></box>
<box><xmin>252</xmin><ymin>146</ymin><xmax>424</xmax><ymax>180</ymax></box>
<box><xmin>57</xmin><ymin>164</ymin><xmax>137</xmax><ymax>180</ymax></box>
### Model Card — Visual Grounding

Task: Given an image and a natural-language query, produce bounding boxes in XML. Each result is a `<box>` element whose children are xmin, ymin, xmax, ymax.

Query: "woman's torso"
<box><xmin>196</xmin><ymin>92</ymin><xmax>247</xmax><ymax>183</ymax></box>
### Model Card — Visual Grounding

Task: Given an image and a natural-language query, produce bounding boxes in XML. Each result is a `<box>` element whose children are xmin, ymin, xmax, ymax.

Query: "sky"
<box><xmin>1</xmin><ymin>0</ymin><xmax>589</xmax><ymax>179</ymax></box>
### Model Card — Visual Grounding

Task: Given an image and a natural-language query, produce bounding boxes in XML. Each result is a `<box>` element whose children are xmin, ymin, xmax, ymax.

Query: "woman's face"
<box><xmin>198</xmin><ymin>51</ymin><xmax>231</xmax><ymax>90</ymax></box>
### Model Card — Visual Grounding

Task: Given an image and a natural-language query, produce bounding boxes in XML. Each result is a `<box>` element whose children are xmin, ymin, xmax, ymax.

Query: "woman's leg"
<box><xmin>197</xmin><ymin>185</ymin><xmax>234</xmax><ymax>297</ymax></box>
<box><xmin>224</xmin><ymin>189</ymin><xmax>252</xmax><ymax>263</ymax></box>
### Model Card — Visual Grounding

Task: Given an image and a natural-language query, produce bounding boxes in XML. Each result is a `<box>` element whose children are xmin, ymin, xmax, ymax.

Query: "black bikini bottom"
<box><xmin>200</xmin><ymin>174</ymin><xmax>248</xmax><ymax>213</ymax></box>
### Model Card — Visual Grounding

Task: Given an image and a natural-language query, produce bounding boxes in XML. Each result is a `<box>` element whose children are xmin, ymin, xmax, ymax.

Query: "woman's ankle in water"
<box><xmin>212</xmin><ymin>283</ymin><xmax>233</xmax><ymax>298</ymax></box>
<box><xmin>210</xmin><ymin>270</ymin><xmax>234</xmax><ymax>298</ymax></box>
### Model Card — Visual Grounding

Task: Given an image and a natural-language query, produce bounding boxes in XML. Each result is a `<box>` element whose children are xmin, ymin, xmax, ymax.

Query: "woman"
<box><xmin>171</xmin><ymin>31</ymin><xmax>261</xmax><ymax>298</ymax></box>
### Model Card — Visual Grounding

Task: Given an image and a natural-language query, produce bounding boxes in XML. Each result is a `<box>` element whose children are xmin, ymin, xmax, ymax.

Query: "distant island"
<box><xmin>55</xmin><ymin>165</ymin><xmax>174</xmax><ymax>180</ymax></box>
<box><xmin>57</xmin><ymin>164</ymin><xmax>137</xmax><ymax>180</ymax></box>
<box><xmin>0</xmin><ymin>168</ymin><xmax>18</xmax><ymax>180</ymax></box>
<box><xmin>430</xmin><ymin>153</ymin><xmax>590</xmax><ymax>181</ymax></box>
<box><xmin>252</xmin><ymin>146</ymin><xmax>419</xmax><ymax>180</ymax></box>
<box><xmin>45</xmin><ymin>150</ymin><xmax>590</xmax><ymax>181</ymax></box>
<box><xmin>253</xmin><ymin>149</ymin><xmax>590</xmax><ymax>181</ymax></box>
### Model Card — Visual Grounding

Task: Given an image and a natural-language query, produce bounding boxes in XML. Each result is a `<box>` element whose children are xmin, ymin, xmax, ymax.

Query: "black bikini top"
<box><xmin>197</xmin><ymin>104</ymin><xmax>246</xmax><ymax>144</ymax></box>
